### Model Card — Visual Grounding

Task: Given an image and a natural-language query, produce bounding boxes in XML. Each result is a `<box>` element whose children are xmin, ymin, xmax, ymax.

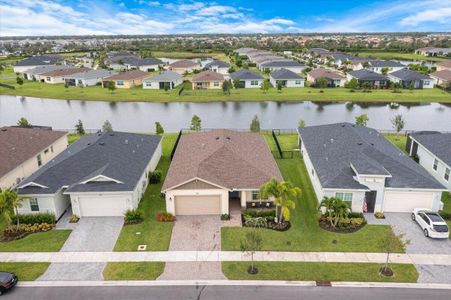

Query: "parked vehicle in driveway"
<box><xmin>0</xmin><ymin>271</ymin><xmax>18</xmax><ymax>296</ymax></box>
<box><xmin>412</xmin><ymin>208</ymin><xmax>450</xmax><ymax>239</ymax></box>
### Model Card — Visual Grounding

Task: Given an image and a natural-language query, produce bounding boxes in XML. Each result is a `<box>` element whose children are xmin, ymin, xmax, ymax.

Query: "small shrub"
<box><xmin>148</xmin><ymin>170</ymin><xmax>162</xmax><ymax>184</ymax></box>
<box><xmin>221</xmin><ymin>214</ymin><xmax>230</xmax><ymax>221</ymax></box>
<box><xmin>124</xmin><ymin>209</ymin><xmax>143</xmax><ymax>225</ymax></box>
<box><xmin>243</xmin><ymin>216</ymin><xmax>267</xmax><ymax>228</ymax></box>
<box><xmin>11</xmin><ymin>213</ymin><xmax>56</xmax><ymax>225</ymax></box>
<box><xmin>3</xmin><ymin>223</ymin><xmax>54</xmax><ymax>238</ymax></box>
<box><xmin>69</xmin><ymin>214</ymin><xmax>79</xmax><ymax>223</ymax></box>
<box><xmin>350</xmin><ymin>218</ymin><xmax>365</xmax><ymax>226</ymax></box>
<box><xmin>440</xmin><ymin>212</ymin><xmax>451</xmax><ymax>220</ymax></box>
<box><xmin>374</xmin><ymin>211</ymin><xmax>385</xmax><ymax>219</ymax></box>
<box><xmin>348</xmin><ymin>212</ymin><xmax>364</xmax><ymax>218</ymax></box>
<box><xmin>156</xmin><ymin>212</ymin><xmax>175</xmax><ymax>222</ymax></box>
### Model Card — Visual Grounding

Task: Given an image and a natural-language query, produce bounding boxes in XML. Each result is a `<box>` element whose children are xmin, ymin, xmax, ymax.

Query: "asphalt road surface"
<box><xmin>4</xmin><ymin>286</ymin><xmax>451</xmax><ymax>300</ymax></box>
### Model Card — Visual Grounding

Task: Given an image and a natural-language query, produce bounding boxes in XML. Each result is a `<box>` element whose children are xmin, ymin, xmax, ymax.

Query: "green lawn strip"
<box><xmin>113</xmin><ymin>133</ymin><xmax>177</xmax><ymax>251</ymax></box>
<box><xmin>0</xmin><ymin>263</ymin><xmax>50</xmax><ymax>281</ymax></box>
<box><xmin>103</xmin><ymin>262</ymin><xmax>165</xmax><ymax>280</ymax></box>
<box><xmin>347</xmin><ymin>51</ymin><xmax>447</xmax><ymax>62</ymax></box>
<box><xmin>383</xmin><ymin>134</ymin><xmax>408</xmax><ymax>152</ymax></box>
<box><xmin>222</xmin><ymin>262</ymin><xmax>418</xmax><ymax>282</ymax></box>
<box><xmin>222</xmin><ymin>135</ymin><xmax>403</xmax><ymax>252</ymax></box>
<box><xmin>0</xmin><ymin>230</ymin><xmax>71</xmax><ymax>252</ymax></box>
<box><xmin>440</xmin><ymin>192</ymin><xmax>451</xmax><ymax>214</ymax></box>
<box><xmin>1</xmin><ymin>78</ymin><xmax>450</xmax><ymax>103</ymax></box>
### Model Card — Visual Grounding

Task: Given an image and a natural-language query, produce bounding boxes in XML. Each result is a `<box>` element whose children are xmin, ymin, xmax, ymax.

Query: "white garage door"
<box><xmin>383</xmin><ymin>191</ymin><xmax>434</xmax><ymax>212</ymax></box>
<box><xmin>175</xmin><ymin>195</ymin><xmax>221</xmax><ymax>215</ymax></box>
<box><xmin>78</xmin><ymin>196</ymin><xmax>128</xmax><ymax>217</ymax></box>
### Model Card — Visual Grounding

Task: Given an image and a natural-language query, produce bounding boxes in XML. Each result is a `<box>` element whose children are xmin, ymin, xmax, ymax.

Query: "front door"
<box><xmin>365</xmin><ymin>191</ymin><xmax>377</xmax><ymax>213</ymax></box>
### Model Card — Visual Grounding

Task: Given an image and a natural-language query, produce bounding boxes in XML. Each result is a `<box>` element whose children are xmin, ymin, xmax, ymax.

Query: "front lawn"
<box><xmin>0</xmin><ymin>230</ymin><xmax>71</xmax><ymax>252</ymax></box>
<box><xmin>222</xmin><ymin>135</ymin><xmax>403</xmax><ymax>252</ymax></box>
<box><xmin>0</xmin><ymin>263</ymin><xmax>50</xmax><ymax>281</ymax></box>
<box><xmin>103</xmin><ymin>262</ymin><xmax>165</xmax><ymax>280</ymax></box>
<box><xmin>113</xmin><ymin>133</ymin><xmax>177</xmax><ymax>251</ymax></box>
<box><xmin>222</xmin><ymin>262</ymin><xmax>418</xmax><ymax>282</ymax></box>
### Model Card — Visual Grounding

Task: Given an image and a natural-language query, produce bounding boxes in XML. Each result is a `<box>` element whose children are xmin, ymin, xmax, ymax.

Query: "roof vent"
<box><xmin>87</xmin><ymin>143</ymin><xmax>91</xmax><ymax>145</ymax></box>
<box><xmin>357</xmin><ymin>142</ymin><xmax>363</xmax><ymax>145</ymax></box>
<box><xmin>226</xmin><ymin>136</ymin><xmax>231</xmax><ymax>140</ymax></box>
<box><xmin>99</xmin><ymin>142</ymin><xmax>105</xmax><ymax>146</ymax></box>
<box><xmin>216</xmin><ymin>137</ymin><xmax>220</xmax><ymax>140</ymax></box>
<box><xmin>109</xmin><ymin>133</ymin><xmax>115</xmax><ymax>136</ymax></box>
<box><xmin>370</xmin><ymin>143</ymin><xmax>374</xmax><ymax>146</ymax></box>
<box><xmin>341</xmin><ymin>124</ymin><xmax>346</xmax><ymax>127</ymax></box>
<box><xmin>330</xmin><ymin>138</ymin><xmax>334</xmax><ymax>143</ymax></box>
<box><xmin>125</xmin><ymin>139</ymin><xmax>128</xmax><ymax>144</ymax></box>
<box><xmin>1</xmin><ymin>128</ymin><xmax>7</xmax><ymax>131</ymax></box>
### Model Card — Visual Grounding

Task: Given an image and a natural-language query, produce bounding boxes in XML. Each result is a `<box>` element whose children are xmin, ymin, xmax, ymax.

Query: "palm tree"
<box><xmin>260</xmin><ymin>179</ymin><xmax>301</xmax><ymax>224</ymax></box>
<box><xmin>319</xmin><ymin>197</ymin><xmax>350</xmax><ymax>228</ymax></box>
<box><xmin>319</xmin><ymin>196</ymin><xmax>335</xmax><ymax>227</ymax></box>
<box><xmin>0</xmin><ymin>189</ymin><xmax>27</xmax><ymax>229</ymax></box>
<box><xmin>0</xmin><ymin>189</ymin><xmax>13</xmax><ymax>226</ymax></box>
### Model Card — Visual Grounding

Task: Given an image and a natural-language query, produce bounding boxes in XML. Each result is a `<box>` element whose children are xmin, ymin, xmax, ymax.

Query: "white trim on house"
<box><xmin>80</xmin><ymin>175</ymin><xmax>124</xmax><ymax>184</ymax></box>
<box><xmin>18</xmin><ymin>182</ymin><xmax>49</xmax><ymax>189</ymax></box>
<box><xmin>162</xmin><ymin>176</ymin><xmax>229</xmax><ymax>192</ymax></box>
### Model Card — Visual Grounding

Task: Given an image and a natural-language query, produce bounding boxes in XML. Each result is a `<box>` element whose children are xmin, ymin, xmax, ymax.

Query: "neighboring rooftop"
<box><xmin>298</xmin><ymin>123</ymin><xmax>444</xmax><ymax>190</ymax></box>
<box><xmin>230</xmin><ymin>69</ymin><xmax>263</xmax><ymax>80</ymax></box>
<box><xmin>41</xmin><ymin>67</ymin><xmax>91</xmax><ymax>77</ymax></box>
<box><xmin>14</xmin><ymin>55</ymin><xmax>64</xmax><ymax>67</ymax></box>
<box><xmin>348</xmin><ymin>69</ymin><xmax>389</xmax><ymax>81</ymax></box>
<box><xmin>308</xmin><ymin>68</ymin><xmax>346</xmax><ymax>80</ymax></box>
<box><xmin>121</xmin><ymin>57</ymin><xmax>162</xmax><ymax>66</ymax></box>
<box><xmin>23</xmin><ymin>65</ymin><xmax>71</xmax><ymax>75</ymax></box>
<box><xmin>64</xmin><ymin>69</ymin><xmax>114</xmax><ymax>80</ymax></box>
<box><xmin>261</xmin><ymin>60</ymin><xmax>304</xmax><ymax>68</ymax></box>
<box><xmin>369</xmin><ymin>60</ymin><xmax>406</xmax><ymax>68</ymax></box>
<box><xmin>430</xmin><ymin>70</ymin><xmax>451</xmax><ymax>81</ymax></box>
<box><xmin>436</xmin><ymin>60</ymin><xmax>451</xmax><ymax>69</ymax></box>
<box><xmin>144</xmin><ymin>70</ymin><xmax>183</xmax><ymax>82</ymax></box>
<box><xmin>192</xmin><ymin>70</ymin><xmax>224</xmax><ymax>82</ymax></box>
<box><xmin>104</xmin><ymin>70</ymin><xmax>149</xmax><ymax>81</ymax></box>
<box><xmin>410</xmin><ymin>132</ymin><xmax>451</xmax><ymax>166</ymax></box>
<box><xmin>204</xmin><ymin>60</ymin><xmax>230</xmax><ymax>69</ymax></box>
<box><xmin>0</xmin><ymin>127</ymin><xmax>67</xmax><ymax>179</ymax></box>
<box><xmin>18</xmin><ymin>132</ymin><xmax>162</xmax><ymax>195</ymax></box>
<box><xmin>270</xmin><ymin>68</ymin><xmax>303</xmax><ymax>80</ymax></box>
<box><xmin>169</xmin><ymin>59</ymin><xmax>199</xmax><ymax>68</ymax></box>
<box><xmin>162</xmin><ymin>129</ymin><xmax>283</xmax><ymax>191</ymax></box>
<box><xmin>388</xmin><ymin>69</ymin><xmax>431</xmax><ymax>81</ymax></box>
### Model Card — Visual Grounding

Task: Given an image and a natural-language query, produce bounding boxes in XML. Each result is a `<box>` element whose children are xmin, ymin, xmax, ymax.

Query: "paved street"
<box><xmin>4</xmin><ymin>285</ymin><xmax>451</xmax><ymax>300</ymax></box>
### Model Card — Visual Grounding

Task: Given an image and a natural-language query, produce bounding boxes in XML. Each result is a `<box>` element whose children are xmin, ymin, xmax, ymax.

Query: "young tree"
<box><xmin>355</xmin><ymin>114</ymin><xmax>369</xmax><ymax>127</ymax></box>
<box><xmin>249</xmin><ymin>115</ymin><xmax>260</xmax><ymax>132</ymax></box>
<box><xmin>260</xmin><ymin>79</ymin><xmax>270</xmax><ymax>93</ymax></box>
<box><xmin>362</xmin><ymin>81</ymin><xmax>372</xmax><ymax>91</ymax></box>
<box><xmin>408</xmin><ymin>81</ymin><xmax>415</xmax><ymax>90</ymax></box>
<box><xmin>319</xmin><ymin>196</ymin><xmax>350</xmax><ymax>228</ymax></box>
<box><xmin>17</xmin><ymin>117</ymin><xmax>31</xmax><ymax>128</ymax></box>
<box><xmin>260</xmin><ymin>179</ymin><xmax>301</xmax><ymax>224</ymax></box>
<box><xmin>16</xmin><ymin>77</ymin><xmax>23</xmax><ymax>85</ymax></box>
<box><xmin>222</xmin><ymin>80</ymin><xmax>231</xmax><ymax>95</ymax></box>
<box><xmin>102</xmin><ymin>120</ymin><xmax>113</xmax><ymax>132</ymax></box>
<box><xmin>317</xmin><ymin>77</ymin><xmax>328</xmax><ymax>89</ymax></box>
<box><xmin>75</xmin><ymin>119</ymin><xmax>85</xmax><ymax>135</ymax></box>
<box><xmin>276</xmin><ymin>82</ymin><xmax>283</xmax><ymax>93</ymax></box>
<box><xmin>0</xmin><ymin>189</ymin><xmax>27</xmax><ymax>230</ymax></box>
<box><xmin>235</xmin><ymin>58</ymin><xmax>242</xmax><ymax>67</ymax></box>
<box><xmin>155</xmin><ymin>122</ymin><xmax>164</xmax><ymax>135</ymax></box>
<box><xmin>381</xmin><ymin>67</ymin><xmax>389</xmax><ymax>75</ymax></box>
<box><xmin>240</xmin><ymin>229</ymin><xmax>263</xmax><ymax>274</ymax></box>
<box><xmin>345</xmin><ymin>78</ymin><xmax>359</xmax><ymax>89</ymax></box>
<box><xmin>298</xmin><ymin>119</ymin><xmax>306</xmax><ymax>128</ymax></box>
<box><xmin>108</xmin><ymin>81</ymin><xmax>116</xmax><ymax>93</ymax></box>
<box><xmin>380</xmin><ymin>230</ymin><xmax>410</xmax><ymax>277</ymax></box>
<box><xmin>233</xmin><ymin>78</ymin><xmax>241</xmax><ymax>89</ymax></box>
<box><xmin>228</xmin><ymin>66</ymin><xmax>235</xmax><ymax>74</ymax></box>
<box><xmin>391</xmin><ymin>114</ymin><xmax>405</xmax><ymax>135</ymax></box>
<box><xmin>190</xmin><ymin>115</ymin><xmax>202</xmax><ymax>132</ymax></box>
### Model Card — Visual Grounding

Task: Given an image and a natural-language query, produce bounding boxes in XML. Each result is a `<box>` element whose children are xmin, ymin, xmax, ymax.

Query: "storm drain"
<box><xmin>316</xmin><ymin>281</ymin><xmax>332</xmax><ymax>287</ymax></box>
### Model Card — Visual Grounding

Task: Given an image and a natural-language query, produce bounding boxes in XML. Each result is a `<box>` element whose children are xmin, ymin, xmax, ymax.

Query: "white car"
<box><xmin>411</xmin><ymin>208</ymin><xmax>449</xmax><ymax>239</ymax></box>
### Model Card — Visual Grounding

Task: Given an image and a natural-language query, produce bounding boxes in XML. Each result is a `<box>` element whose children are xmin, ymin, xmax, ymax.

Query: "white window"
<box><xmin>145</xmin><ymin>82</ymin><xmax>152</xmax><ymax>87</ymax></box>
<box><xmin>295</xmin><ymin>80</ymin><xmax>302</xmax><ymax>85</ymax></box>
<box><xmin>433</xmin><ymin>158</ymin><xmax>438</xmax><ymax>171</ymax></box>
<box><xmin>30</xmin><ymin>198</ymin><xmax>39</xmax><ymax>212</ymax></box>
<box><xmin>251</xmin><ymin>80</ymin><xmax>258</xmax><ymax>86</ymax></box>
<box><xmin>445</xmin><ymin>168</ymin><xmax>450</xmax><ymax>182</ymax></box>
<box><xmin>214</xmin><ymin>81</ymin><xmax>219</xmax><ymax>86</ymax></box>
<box><xmin>46</xmin><ymin>77</ymin><xmax>51</xmax><ymax>81</ymax></box>
<box><xmin>252</xmin><ymin>191</ymin><xmax>260</xmax><ymax>200</ymax></box>
<box><xmin>335</xmin><ymin>192</ymin><xmax>353</xmax><ymax>207</ymax></box>
<box><xmin>116</xmin><ymin>80</ymin><xmax>124</xmax><ymax>86</ymax></box>
<box><xmin>37</xmin><ymin>154</ymin><xmax>42</xmax><ymax>167</ymax></box>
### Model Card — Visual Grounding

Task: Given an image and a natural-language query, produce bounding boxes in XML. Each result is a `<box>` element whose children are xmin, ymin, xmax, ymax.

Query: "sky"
<box><xmin>0</xmin><ymin>0</ymin><xmax>450</xmax><ymax>36</ymax></box>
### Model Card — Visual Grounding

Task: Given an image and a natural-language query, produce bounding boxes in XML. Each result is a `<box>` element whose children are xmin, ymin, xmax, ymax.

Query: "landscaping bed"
<box><xmin>242</xmin><ymin>209</ymin><xmax>291</xmax><ymax>232</ymax></box>
<box><xmin>318</xmin><ymin>212</ymin><xmax>367</xmax><ymax>234</ymax></box>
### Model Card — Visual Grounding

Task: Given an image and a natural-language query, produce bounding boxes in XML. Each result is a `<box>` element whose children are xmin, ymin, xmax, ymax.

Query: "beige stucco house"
<box><xmin>191</xmin><ymin>70</ymin><xmax>225</xmax><ymax>90</ymax></box>
<box><xmin>162</xmin><ymin>130</ymin><xmax>283</xmax><ymax>216</ymax></box>
<box><xmin>103</xmin><ymin>70</ymin><xmax>149</xmax><ymax>89</ymax></box>
<box><xmin>0</xmin><ymin>127</ymin><xmax>68</xmax><ymax>189</ymax></box>
<box><xmin>41</xmin><ymin>67</ymin><xmax>91</xmax><ymax>84</ymax></box>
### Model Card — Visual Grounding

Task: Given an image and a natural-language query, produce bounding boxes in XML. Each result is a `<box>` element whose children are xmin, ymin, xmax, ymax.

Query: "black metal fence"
<box><xmin>170</xmin><ymin>130</ymin><xmax>183</xmax><ymax>160</ymax></box>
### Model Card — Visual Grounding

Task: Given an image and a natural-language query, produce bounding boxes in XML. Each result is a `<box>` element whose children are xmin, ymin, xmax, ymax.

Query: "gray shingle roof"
<box><xmin>348</xmin><ymin>69</ymin><xmax>389</xmax><ymax>81</ymax></box>
<box><xmin>23</xmin><ymin>65</ymin><xmax>71</xmax><ymax>75</ymax></box>
<box><xmin>298</xmin><ymin>123</ymin><xmax>444</xmax><ymax>190</ymax></box>
<box><xmin>261</xmin><ymin>60</ymin><xmax>304</xmax><ymax>68</ymax></box>
<box><xmin>270</xmin><ymin>68</ymin><xmax>303</xmax><ymax>80</ymax></box>
<box><xmin>64</xmin><ymin>69</ymin><xmax>114</xmax><ymax>80</ymax></box>
<box><xmin>122</xmin><ymin>57</ymin><xmax>162</xmax><ymax>66</ymax></box>
<box><xmin>14</xmin><ymin>55</ymin><xmax>64</xmax><ymax>67</ymax></box>
<box><xmin>230</xmin><ymin>69</ymin><xmax>263</xmax><ymax>80</ymax></box>
<box><xmin>144</xmin><ymin>70</ymin><xmax>183</xmax><ymax>82</ymax></box>
<box><xmin>388</xmin><ymin>69</ymin><xmax>431</xmax><ymax>81</ymax></box>
<box><xmin>18</xmin><ymin>132</ymin><xmax>162</xmax><ymax>195</ymax></box>
<box><xmin>369</xmin><ymin>60</ymin><xmax>406</xmax><ymax>68</ymax></box>
<box><xmin>410</xmin><ymin>132</ymin><xmax>451</xmax><ymax>166</ymax></box>
<box><xmin>204</xmin><ymin>60</ymin><xmax>230</xmax><ymax>68</ymax></box>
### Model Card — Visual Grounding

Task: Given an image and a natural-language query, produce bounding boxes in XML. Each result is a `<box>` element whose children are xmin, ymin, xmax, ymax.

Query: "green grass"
<box><xmin>347</xmin><ymin>50</ymin><xmax>448</xmax><ymax>62</ymax></box>
<box><xmin>440</xmin><ymin>192</ymin><xmax>451</xmax><ymax>214</ymax></box>
<box><xmin>222</xmin><ymin>262</ymin><xmax>418</xmax><ymax>282</ymax></box>
<box><xmin>113</xmin><ymin>133</ymin><xmax>177</xmax><ymax>251</ymax></box>
<box><xmin>222</xmin><ymin>135</ymin><xmax>403</xmax><ymax>252</ymax></box>
<box><xmin>152</xmin><ymin>51</ymin><xmax>227</xmax><ymax>61</ymax></box>
<box><xmin>1</xmin><ymin>77</ymin><xmax>450</xmax><ymax>103</ymax></box>
<box><xmin>103</xmin><ymin>262</ymin><xmax>165</xmax><ymax>280</ymax></box>
<box><xmin>383</xmin><ymin>134</ymin><xmax>407</xmax><ymax>152</ymax></box>
<box><xmin>0</xmin><ymin>263</ymin><xmax>50</xmax><ymax>281</ymax></box>
<box><xmin>0</xmin><ymin>230</ymin><xmax>71</xmax><ymax>252</ymax></box>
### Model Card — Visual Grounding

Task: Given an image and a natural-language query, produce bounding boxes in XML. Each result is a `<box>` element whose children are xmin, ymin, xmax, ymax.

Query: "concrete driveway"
<box><xmin>38</xmin><ymin>217</ymin><xmax>123</xmax><ymax>281</ymax></box>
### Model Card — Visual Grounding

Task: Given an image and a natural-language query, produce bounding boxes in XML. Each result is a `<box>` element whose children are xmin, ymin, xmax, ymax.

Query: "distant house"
<box><xmin>307</xmin><ymin>48</ymin><xmax>330</xmax><ymax>57</ymax></box>
<box><xmin>366</xmin><ymin>60</ymin><xmax>406</xmax><ymax>74</ymax></box>
<box><xmin>143</xmin><ymin>71</ymin><xmax>183</xmax><ymax>90</ymax></box>
<box><xmin>64</xmin><ymin>69</ymin><xmax>114</xmax><ymax>87</ymax></box>
<box><xmin>23</xmin><ymin>65</ymin><xmax>71</xmax><ymax>81</ymax></box>
<box><xmin>260</xmin><ymin>60</ymin><xmax>305</xmax><ymax>73</ymax></box>
<box><xmin>103</xmin><ymin>70</ymin><xmax>149</xmax><ymax>89</ymax></box>
<box><xmin>13</xmin><ymin>55</ymin><xmax>64</xmax><ymax>73</ymax></box>
<box><xmin>269</xmin><ymin>68</ymin><xmax>305</xmax><ymax>88</ymax></box>
<box><xmin>121</xmin><ymin>57</ymin><xmax>163</xmax><ymax>72</ymax></box>
<box><xmin>429</xmin><ymin>70</ymin><xmax>451</xmax><ymax>87</ymax></box>
<box><xmin>253</xmin><ymin>56</ymin><xmax>289</xmax><ymax>67</ymax></box>
<box><xmin>347</xmin><ymin>69</ymin><xmax>390</xmax><ymax>88</ymax></box>
<box><xmin>327</xmin><ymin>53</ymin><xmax>365</xmax><ymax>67</ymax></box>
<box><xmin>387</xmin><ymin>69</ymin><xmax>433</xmax><ymax>89</ymax></box>
<box><xmin>0</xmin><ymin>127</ymin><xmax>68</xmax><ymax>189</ymax></box>
<box><xmin>168</xmin><ymin>60</ymin><xmax>200</xmax><ymax>74</ymax></box>
<box><xmin>436</xmin><ymin>60</ymin><xmax>451</xmax><ymax>72</ymax></box>
<box><xmin>230</xmin><ymin>69</ymin><xmax>263</xmax><ymax>88</ymax></box>
<box><xmin>234</xmin><ymin>48</ymin><xmax>256</xmax><ymax>56</ymax></box>
<box><xmin>204</xmin><ymin>60</ymin><xmax>230</xmax><ymax>75</ymax></box>
<box><xmin>307</xmin><ymin>68</ymin><xmax>346</xmax><ymax>87</ymax></box>
<box><xmin>192</xmin><ymin>70</ymin><xmax>225</xmax><ymax>90</ymax></box>
<box><xmin>415</xmin><ymin>47</ymin><xmax>451</xmax><ymax>57</ymax></box>
<box><xmin>41</xmin><ymin>67</ymin><xmax>91</xmax><ymax>84</ymax></box>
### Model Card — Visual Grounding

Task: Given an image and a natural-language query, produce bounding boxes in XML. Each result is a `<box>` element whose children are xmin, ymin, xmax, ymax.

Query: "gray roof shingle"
<box><xmin>144</xmin><ymin>71</ymin><xmax>183</xmax><ymax>82</ymax></box>
<box><xmin>369</xmin><ymin>60</ymin><xmax>406</xmax><ymax>68</ymax></box>
<box><xmin>270</xmin><ymin>68</ymin><xmax>303</xmax><ymax>80</ymax></box>
<box><xmin>230</xmin><ymin>69</ymin><xmax>263</xmax><ymax>80</ymax></box>
<box><xmin>410</xmin><ymin>132</ymin><xmax>451</xmax><ymax>166</ymax></box>
<box><xmin>204</xmin><ymin>60</ymin><xmax>230</xmax><ymax>68</ymax></box>
<box><xmin>389</xmin><ymin>69</ymin><xmax>431</xmax><ymax>81</ymax></box>
<box><xmin>261</xmin><ymin>60</ymin><xmax>304</xmax><ymax>68</ymax></box>
<box><xmin>348</xmin><ymin>69</ymin><xmax>389</xmax><ymax>81</ymax></box>
<box><xmin>14</xmin><ymin>55</ymin><xmax>64</xmax><ymax>67</ymax></box>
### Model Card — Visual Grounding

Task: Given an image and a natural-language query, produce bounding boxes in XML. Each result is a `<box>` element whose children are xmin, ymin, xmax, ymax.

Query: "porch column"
<box><xmin>240</xmin><ymin>191</ymin><xmax>247</xmax><ymax>208</ymax></box>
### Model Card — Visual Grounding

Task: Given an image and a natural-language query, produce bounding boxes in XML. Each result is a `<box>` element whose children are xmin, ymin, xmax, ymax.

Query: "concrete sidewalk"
<box><xmin>1</xmin><ymin>251</ymin><xmax>450</xmax><ymax>265</ymax></box>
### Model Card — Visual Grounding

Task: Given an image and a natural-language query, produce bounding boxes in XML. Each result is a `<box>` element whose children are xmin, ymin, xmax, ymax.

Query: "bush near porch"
<box><xmin>222</xmin><ymin>134</ymin><xmax>404</xmax><ymax>252</ymax></box>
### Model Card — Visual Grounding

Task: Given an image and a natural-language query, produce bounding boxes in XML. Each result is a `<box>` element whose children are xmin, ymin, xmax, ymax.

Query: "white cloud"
<box><xmin>400</xmin><ymin>7</ymin><xmax>451</xmax><ymax>26</ymax></box>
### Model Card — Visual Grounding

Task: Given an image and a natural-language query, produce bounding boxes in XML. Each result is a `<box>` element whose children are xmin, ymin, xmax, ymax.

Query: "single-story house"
<box><xmin>415</xmin><ymin>47</ymin><xmax>451</xmax><ymax>57</ymax></box>
<box><xmin>254</xmin><ymin>56</ymin><xmax>289</xmax><ymax>67</ymax></box>
<box><xmin>121</xmin><ymin>57</ymin><xmax>163</xmax><ymax>72</ymax></box>
<box><xmin>143</xmin><ymin>71</ymin><xmax>183</xmax><ymax>90</ymax></box>
<box><xmin>17</xmin><ymin>132</ymin><xmax>162</xmax><ymax>218</ymax></box>
<box><xmin>0</xmin><ymin>127</ymin><xmax>67</xmax><ymax>189</ymax></box>
<box><xmin>298</xmin><ymin>123</ymin><xmax>445</xmax><ymax>213</ymax></box>
<box><xmin>105</xmin><ymin>52</ymin><xmax>139</xmax><ymax>70</ymax></box>
<box><xmin>436</xmin><ymin>60</ymin><xmax>451</xmax><ymax>72</ymax></box>
<box><xmin>429</xmin><ymin>70</ymin><xmax>451</xmax><ymax>87</ymax></box>
<box><xmin>162</xmin><ymin>129</ymin><xmax>283</xmax><ymax>215</ymax></box>
<box><xmin>307</xmin><ymin>68</ymin><xmax>346</xmax><ymax>87</ymax></box>
<box><xmin>260</xmin><ymin>60</ymin><xmax>305</xmax><ymax>73</ymax></box>
<box><xmin>269</xmin><ymin>68</ymin><xmax>305</xmax><ymax>88</ymax></box>
<box><xmin>327</xmin><ymin>53</ymin><xmax>364</xmax><ymax>67</ymax></box>
<box><xmin>307</xmin><ymin>48</ymin><xmax>330</xmax><ymax>57</ymax></box>
<box><xmin>234</xmin><ymin>48</ymin><xmax>256</xmax><ymax>56</ymax></box>
<box><xmin>387</xmin><ymin>69</ymin><xmax>433</xmax><ymax>89</ymax></box>
<box><xmin>191</xmin><ymin>70</ymin><xmax>225</xmax><ymax>90</ymax></box>
<box><xmin>204</xmin><ymin>60</ymin><xmax>230</xmax><ymax>75</ymax></box>
<box><xmin>64</xmin><ymin>69</ymin><xmax>114</xmax><ymax>87</ymax></box>
<box><xmin>406</xmin><ymin>132</ymin><xmax>451</xmax><ymax>191</ymax></box>
<box><xmin>102</xmin><ymin>70</ymin><xmax>149</xmax><ymax>89</ymax></box>
<box><xmin>168</xmin><ymin>60</ymin><xmax>200</xmax><ymax>74</ymax></box>
<box><xmin>230</xmin><ymin>69</ymin><xmax>264</xmax><ymax>88</ymax></box>
<box><xmin>13</xmin><ymin>55</ymin><xmax>64</xmax><ymax>73</ymax></box>
<box><xmin>366</xmin><ymin>60</ymin><xmax>406</xmax><ymax>74</ymax></box>
<box><xmin>41</xmin><ymin>67</ymin><xmax>91</xmax><ymax>84</ymax></box>
<box><xmin>23</xmin><ymin>65</ymin><xmax>71</xmax><ymax>81</ymax></box>
<box><xmin>346</xmin><ymin>69</ymin><xmax>390</xmax><ymax>88</ymax></box>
